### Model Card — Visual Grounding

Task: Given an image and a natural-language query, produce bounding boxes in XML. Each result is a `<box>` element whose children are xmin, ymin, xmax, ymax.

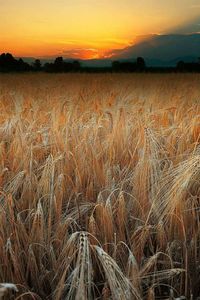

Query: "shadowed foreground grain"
<box><xmin>0</xmin><ymin>73</ymin><xmax>199</xmax><ymax>299</ymax></box>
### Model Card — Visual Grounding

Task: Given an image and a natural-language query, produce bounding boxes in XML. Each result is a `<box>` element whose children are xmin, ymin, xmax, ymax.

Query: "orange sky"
<box><xmin>0</xmin><ymin>0</ymin><xmax>200</xmax><ymax>59</ymax></box>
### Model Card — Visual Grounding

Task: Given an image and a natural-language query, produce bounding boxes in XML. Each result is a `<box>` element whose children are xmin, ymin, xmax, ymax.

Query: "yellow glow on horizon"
<box><xmin>0</xmin><ymin>0</ymin><xmax>200</xmax><ymax>59</ymax></box>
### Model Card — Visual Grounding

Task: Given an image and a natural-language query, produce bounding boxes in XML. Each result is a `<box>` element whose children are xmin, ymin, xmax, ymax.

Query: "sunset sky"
<box><xmin>0</xmin><ymin>0</ymin><xmax>200</xmax><ymax>59</ymax></box>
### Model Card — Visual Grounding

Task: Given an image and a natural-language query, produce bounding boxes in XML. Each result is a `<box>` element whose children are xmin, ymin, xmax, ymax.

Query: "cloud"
<box><xmin>191</xmin><ymin>4</ymin><xmax>200</xmax><ymax>8</ymax></box>
<box><xmin>166</xmin><ymin>14</ymin><xmax>200</xmax><ymax>34</ymax></box>
<box><xmin>61</xmin><ymin>48</ymin><xmax>102</xmax><ymax>59</ymax></box>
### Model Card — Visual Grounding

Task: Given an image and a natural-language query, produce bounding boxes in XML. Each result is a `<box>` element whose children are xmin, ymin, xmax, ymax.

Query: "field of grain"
<box><xmin>0</xmin><ymin>73</ymin><xmax>199</xmax><ymax>299</ymax></box>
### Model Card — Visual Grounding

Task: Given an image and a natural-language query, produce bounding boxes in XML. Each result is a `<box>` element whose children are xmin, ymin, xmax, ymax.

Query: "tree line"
<box><xmin>0</xmin><ymin>52</ymin><xmax>200</xmax><ymax>73</ymax></box>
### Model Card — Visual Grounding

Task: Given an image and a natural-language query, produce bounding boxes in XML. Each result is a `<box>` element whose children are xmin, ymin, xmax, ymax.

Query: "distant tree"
<box><xmin>185</xmin><ymin>62</ymin><xmax>200</xmax><ymax>72</ymax></box>
<box><xmin>43</xmin><ymin>58</ymin><xmax>78</xmax><ymax>73</ymax></box>
<box><xmin>33</xmin><ymin>59</ymin><xmax>42</xmax><ymax>71</ymax></box>
<box><xmin>54</xmin><ymin>57</ymin><xmax>64</xmax><ymax>72</ymax></box>
<box><xmin>64</xmin><ymin>62</ymin><xmax>73</xmax><ymax>72</ymax></box>
<box><xmin>18</xmin><ymin>58</ymin><xmax>31</xmax><ymax>71</ymax></box>
<box><xmin>176</xmin><ymin>60</ymin><xmax>185</xmax><ymax>72</ymax></box>
<box><xmin>73</xmin><ymin>60</ymin><xmax>81</xmax><ymax>71</ymax></box>
<box><xmin>136</xmin><ymin>57</ymin><xmax>146</xmax><ymax>71</ymax></box>
<box><xmin>0</xmin><ymin>53</ymin><xmax>18</xmax><ymax>72</ymax></box>
<box><xmin>112</xmin><ymin>60</ymin><xmax>137</xmax><ymax>72</ymax></box>
<box><xmin>176</xmin><ymin>60</ymin><xmax>200</xmax><ymax>72</ymax></box>
<box><xmin>18</xmin><ymin>58</ymin><xmax>24</xmax><ymax>65</ymax></box>
<box><xmin>112</xmin><ymin>61</ymin><xmax>120</xmax><ymax>71</ymax></box>
<box><xmin>43</xmin><ymin>62</ymin><xmax>53</xmax><ymax>72</ymax></box>
<box><xmin>122</xmin><ymin>62</ymin><xmax>137</xmax><ymax>72</ymax></box>
<box><xmin>54</xmin><ymin>56</ymin><xmax>63</xmax><ymax>65</ymax></box>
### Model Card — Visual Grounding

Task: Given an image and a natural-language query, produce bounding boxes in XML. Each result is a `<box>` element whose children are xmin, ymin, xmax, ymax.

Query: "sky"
<box><xmin>0</xmin><ymin>0</ymin><xmax>200</xmax><ymax>59</ymax></box>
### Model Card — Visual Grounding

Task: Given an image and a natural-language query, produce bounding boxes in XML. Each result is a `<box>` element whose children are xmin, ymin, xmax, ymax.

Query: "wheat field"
<box><xmin>0</xmin><ymin>73</ymin><xmax>200</xmax><ymax>299</ymax></box>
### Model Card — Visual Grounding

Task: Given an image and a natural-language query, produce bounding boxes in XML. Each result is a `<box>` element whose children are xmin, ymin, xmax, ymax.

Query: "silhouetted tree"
<box><xmin>64</xmin><ymin>62</ymin><xmax>73</xmax><ymax>72</ymax></box>
<box><xmin>43</xmin><ymin>58</ymin><xmax>80</xmax><ymax>73</ymax></box>
<box><xmin>176</xmin><ymin>60</ymin><xmax>185</xmax><ymax>72</ymax></box>
<box><xmin>112</xmin><ymin>61</ymin><xmax>120</xmax><ymax>71</ymax></box>
<box><xmin>176</xmin><ymin>60</ymin><xmax>200</xmax><ymax>72</ymax></box>
<box><xmin>43</xmin><ymin>62</ymin><xmax>53</xmax><ymax>72</ymax></box>
<box><xmin>73</xmin><ymin>60</ymin><xmax>81</xmax><ymax>71</ymax></box>
<box><xmin>122</xmin><ymin>62</ymin><xmax>137</xmax><ymax>72</ymax></box>
<box><xmin>54</xmin><ymin>57</ymin><xmax>64</xmax><ymax>72</ymax></box>
<box><xmin>186</xmin><ymin>62</ymin><xmax>200</xmax><ymax>72</ymax></box>
<box><xmin>17</xmin><ymin>58</ymin><xmax>31</xmax><ymax>71</ymax></box>
<box><xmin>54</xmin><ymin>57</ymin><xmax>63</xmax><ymax>64</ymax></box>
<box><xmin>136</xmin><ymin>57</ymin><xmax>146</xmax><ymax>71</ymax></box>
<box><xmin>0</xmin><ymin>53</ymin><xmax>32</xmax><ymax>72</ymax></box>
<box><xmin>0</xmin><ymin>53</ymin><xmax>18</xmax><ymax>72</ymax></box>
<box><xmin>112</xmin><ymin>60</ymin><xmax>137</xmax><ymax>72</ymax></box>
<box><xmin>2</xmin><ymin>51</ymin><xmax>200</xmax><ymax>73</ymax></box>
<box><xmin>33</xmin><ymin>59</ymin><xmax>42</xmax><ymax>71</ymax></box>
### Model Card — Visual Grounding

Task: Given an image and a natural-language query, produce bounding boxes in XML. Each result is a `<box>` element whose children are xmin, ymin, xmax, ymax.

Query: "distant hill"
<box><xmin>16</xmin><ymin>57</ymin><xmax>54</xmax><ymax>64</ymax></box>
<box><xmin>112</xmin><ymin>34</ymin><xmax>200</xmax><ymax>62</ymax></box>
<box><xmin>79</xmin><ymin>59</ymin><xmax>112</xmax><ymax>68</ymax></box>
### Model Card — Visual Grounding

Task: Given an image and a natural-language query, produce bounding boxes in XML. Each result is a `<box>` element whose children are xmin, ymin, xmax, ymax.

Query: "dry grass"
<box><xmin>0</xmin><ymin>73</ymin><xmax>199</xmax><ymax>299</ymax></box>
